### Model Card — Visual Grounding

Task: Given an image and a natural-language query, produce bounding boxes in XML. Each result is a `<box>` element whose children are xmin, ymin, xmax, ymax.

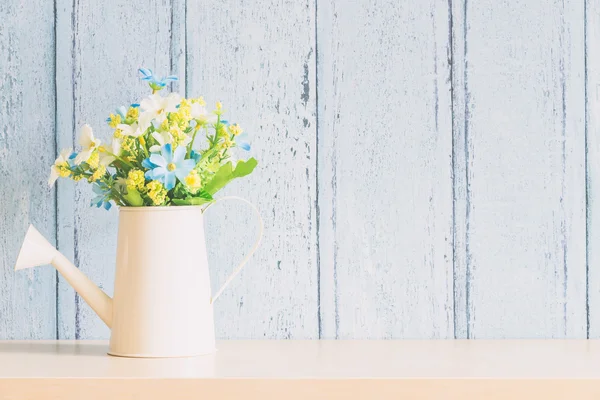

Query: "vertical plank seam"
<box><xmin>71</xmin><ymin>0</ymin><xmax>80</xmax><ymax>340</ymax></box>
<box><xmin>331</xmin><ymin>0</ymin><xmax>339</xmax><ymax>338</ymax></box>
<box><xmin>314</xmin><ymin>0</ymin><xmax>322</xmax><ymax>340</ymax></box>
<box><xmin>585</xmin><ymin>0</ymin><xmax>590</xmax><ymax>339</ymax></box>
<box><xmin>559</xmin><ymin>0</ymin><xmax>568</xmax><ymax>337</ymax></box>
<box><xmin>184</xmin><ymin>0</ymin><xmax>188</xmax><ymax>98</ymax></box>
<box><xmin>462</xmin><ymin>0</ymin><xmax>472</xmax><ymax>339</ymax></box>
<box><xmin>333</xmin><ymin>145</ymin><xmax>339</xmax><ymax>339</ymax></box>
<box><xmin>53</xmin><ymin>0</ymin><xmax>59</xmax><ymax>341</ymax></box>
<box><xmin>448</xmin><ymin>0</ymin><xmax>457</xmax><ymax>340</ymax></box>
<box><xmin>170</xmin><ymin>0</ymin><xmax>174</xmax><ymax>85</ymax></box>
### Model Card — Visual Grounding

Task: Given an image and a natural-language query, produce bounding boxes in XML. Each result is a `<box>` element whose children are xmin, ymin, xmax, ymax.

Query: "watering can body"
<box><xmin>110</xmin><ymin>206</ymin><xmax>215</xmax><ymax>357</ymax></box>
<box><xmin>15</xmin><ymin>198</ymin><xmax>262</xmax><ymax>358</ymax></box>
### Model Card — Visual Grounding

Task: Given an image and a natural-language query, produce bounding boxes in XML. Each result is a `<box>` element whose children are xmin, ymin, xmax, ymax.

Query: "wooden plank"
<box><xmin>170</xmin><ymin>0</ymin><xmax>186</xmax><ymax>96</ymax></box>
<box><xmin>55</xmin><ymin>0</ymin><xmax>76</xmax><ymax>341</ymax></box>
<box><xmin>587</xmin><ymin>0</ymin><xmax>600</xmax><ymax>338</ymax></box>
<box><xmin>3</xmin><ymin>341</ymin><xmax>600</xmax><ymax>400</ymax></box>
<box><xmin>186</xmin><ymin>1</ymin><xmax>319</xmax><ymax>338</ymax></box>
<box><xmin>4</xmin><ymin>379</ymin><xmax>600</xmax><ymax>400</ymax></box>
<box><xmin>458</xmin><ymin>0</ymin><xmax>586</xmax><ymax>338</ymax></box>
<box><xmin>450</xmin><ymin>0</ymin><xmax>469</xmax><ymax>340</ymax></box>
<box><xmin>56</xmin><ymin>0</ymin><xmax>173</xmax><ymax>339</ymax></box>
<box><xmin>0</xmin><ymin>0</ymin><xmax>56</xmax><ymax>338</ymax></box>
<box><xmin>317</xmin><ymin>0</ymin><xmax>454</xmax><ymax>338</ymax></box>
<box><xmin>2</xmin><ymin>340</ymin><xmax>600</xmax><ymax>378</ymax></box>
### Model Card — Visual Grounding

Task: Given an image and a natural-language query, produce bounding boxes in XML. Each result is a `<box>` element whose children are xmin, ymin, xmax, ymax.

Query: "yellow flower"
<box><xmin>228</xmin><ymin>123</ymin><xmax>243</xmax><ymax>136</ymax></box>
<box><xmin>88</xmin><ymin>165</ymin><xmax>106</xmax><ymax>182</ymax></box>
<box><xmin>184</xmin><ymin>170</ymin><xmax>202</xmax><ymax>192</ymax></box>
<box><xmin>126</xmin><ymin>169</ymin><xmax>145</xmax><ymax>191</ymax></box>
<box><xmin>87</xmin><ymin>151</ymin><xmax>100</xmax><ymax>169</ymax></box>
<box><xmin>126</xmin><ymin>106</ymin><xmax>139</xmax><ymax>120</ymax></box>
<box><xmin>214</xmin><ymin>101</ymin><xmax>223</xmax><ymax>115</ymax></box>
<box><xmin>221</xmin><ymin>136</ymin><xmax>233</xmax><ymax>149</ymax></box>
<box><xmin>146</xmin><ymin>180</ymin><xmax>167</xmax><ymax>205</ymax></box>
<box><xmin>108</xmin><ymin>113</ymin><xmax>122</xmax><ymax>129</ymax></box>
<box><xmin>138</xmin><ymin>135</ymin><xmax>146</xmax><ymax>146</ymax></box>
<box><xmin>169</xmin><ymin>109</ymin><xmax>190</xmax><ymax>129</ymax></box>
<box><xmin>57</xmin><ymin>165</ymin><xmax>71</xmax><ymax>178</ymax></box>
<box><xmin>72</xmin><ymin>174</ymin><xmax>83</xmax><ymax>182</ymax></box>
<box><xmin>159</xmin><ymin>118</ymin><xmax>170</xmax><ymax>131</ymax></box>
<box><xmin>192</xmin><ymin>96</ymin><xmax>206</xmax><ymax>106</ymax></box>
<box><xmin>180</xmin><ymin>98</ymin><xmax>191</xmax><ymax>110</ymax></box>
<box><xmin>122</xmin><ymin>137</ymin><xmax>136</xmax><ymax>154</ymax></box>
<box><xmin>170</xmin><ymin>126</ymin><xmax>188</xmax><ymax>147</ymax></box>
<box><xmin>113</xmin><ymin>129</ymin><xmax>123</xmax><ymax>139</ymax></box>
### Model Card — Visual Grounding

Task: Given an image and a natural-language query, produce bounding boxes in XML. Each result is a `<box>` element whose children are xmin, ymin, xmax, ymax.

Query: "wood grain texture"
<box><xmin>7</xmin><ymin>340</ymin><xmax>600</xmax><ymax>400</ymax></box>
<box><xmin>450</xmin><ymin>0</ymin><xmax>469</xmax><ymax>340</ymax></box>
<box><xmin>55</xmin><ymin>0</ymin><xmax>77</xmax><ymax>341</ymax></box>
<box><xmin>186</xmin><ymin>1</ymin><xmax>319</xmax><ymax>338</ymax></box>
<box><xmin>587</xmin><ymin>0</ymin><xmax>600</xmax><ymax>338</ymax></box>
<box><xmin>5</xmin><ymin>379</ymin><xmax>600</xmax><ymax>400</ymax></box>
<box><xmin>0</xmin><ymin>0</ymin><xmax>595</xmax><ymax>341</ymax></box>
<box><xmin>317</xmin><ymin>0</ymin><xmax>454</xmax><ymax>339</ymax></box>
<box><xmin>0</xmin><ymin>0</ymin><xmax>57</xmax><ymax>339</ymax></box>
<box><xmin>56</xmin><ymin>0</ymin><xmax>173</xmax><ymax>339</ymax></box>
<box><xmin>457</xmin><ymin>0</ymin><xmax>586</xmax><ymax>338</ymax></box>
<box><xmin>170</xmin><ymin>0</ymin><xmax>186</xmax><ymax>96</ymax></box>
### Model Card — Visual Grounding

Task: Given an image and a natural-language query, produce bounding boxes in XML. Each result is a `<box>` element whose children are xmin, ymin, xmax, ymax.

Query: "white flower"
<box><xmin>148</xmin><ymin>130</ymin><xmax>192</xmax><ymax>153</ymax></box>
<box><xmin>190</xmin><ymin>102</ymin><xmax>217</xmax><ymax>125</ymax></box>
<box><xmin>138</xmin><ymin>111</ymin><xmax>154</xmax><ymax>132</ymax></box>
<box><xmin>149</xmin><ymin>131</ymin><xmax>172</xmax><ymax>153</ymax></box>
<box><xmin>99</xmin><ymin>138</ymin><xmax>122</xmax><ymax>166</ymax></box>
<box><xmin>75</xmin><ymin>124</ymin><xmax>101</xmax><ymax>165</ymax></box>
<box><xmin>48</xmin><ymin>148</ymin><xmax>73</xmax><ymax>187</ymax></box>
<box><xmin>139</xmin><ymin>93</ymin><xmax>181</xmax><ymax>124</ymax></box>
<box><xmin>117</xmin><ymin>122</ymin><xmax>144</xmax><ymax>137</ymax></box>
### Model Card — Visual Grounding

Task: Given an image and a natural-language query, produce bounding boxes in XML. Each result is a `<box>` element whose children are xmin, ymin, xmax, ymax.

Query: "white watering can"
<box><xmin>15</xmin><ymin>198</ymin><xmax>263</xmax><ymax>358</ymax></box>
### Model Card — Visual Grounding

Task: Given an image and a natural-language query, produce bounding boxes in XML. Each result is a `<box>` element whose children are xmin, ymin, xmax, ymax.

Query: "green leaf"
<box><xmin>232</xmin><ymin>157</ymin><xmax>258</xmax><ymax>178</ymax></box>
<box><xmin>203</xmin><ymin>158</ymin><xmax>258</xmax><ymax>195</ymax></box>
<box><xmin>123</xmin><ymin>188</ymin><xmax>144</xmax><ymax>206</ymax></box>
<box><xmin>172</xmin><ymin>191</ymin><xmax>213</xmax><ymax>206</ymax></box>
<box><xmin>172</xmin><ymin>197</ymin><xmax>212</xmax><ymax>206</ymax></box>
<box><xmin>203</xmin><ymin>163</ymin><xmax>232</xmax><ymax>195</ymax></box>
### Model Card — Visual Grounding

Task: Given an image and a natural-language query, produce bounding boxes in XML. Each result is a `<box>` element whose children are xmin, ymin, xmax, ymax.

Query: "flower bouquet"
<box><xmin>21</xmin><ymin>68</ymin><xmax>264</xmax><ymax>358</ymax></box>
<box><xmin>49</xmin><ymin>68</ymin><xmax>257</xmax><ymax>209</ymax></box>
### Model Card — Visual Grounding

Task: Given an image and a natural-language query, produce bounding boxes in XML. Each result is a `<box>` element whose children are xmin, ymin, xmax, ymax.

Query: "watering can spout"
<box><xmin>15</xmin><ymin>225</ymin><xmax>113</xmax><ymax>328</ymax></box>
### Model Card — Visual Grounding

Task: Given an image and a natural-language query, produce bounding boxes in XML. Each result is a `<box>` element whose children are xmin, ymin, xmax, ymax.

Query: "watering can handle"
<box><xmin>203</xmin><ymin>196</ymin><xmax>264</xmax><ymax>304</ymax></box>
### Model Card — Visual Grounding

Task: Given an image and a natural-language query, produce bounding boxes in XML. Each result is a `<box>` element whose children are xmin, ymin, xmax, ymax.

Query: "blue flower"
<box><xmin>236</xmin><ymin>132</ymin><xmax>251</xmax><ymax>151</ymax></box>
<box><xmin>191</xmin><ymin>150</ymin><xmax>202</xmax><ymax>163</ymax></box>
<box><xmin>91</xmin><ymin>183</ymin><xmax>112</xmax><ymax>210</ymax></box>
<box><xmin>116</xmin><ymin>106</ymin><xmax>127</xmax><ymax>119</ymax></box>
<box><xmin>143</xmin><ymin>144</ymin><xmax>196</xmax><ymax>190</ymax></box>
<box><xmin>139</xmin><ymin>68</ymin><xmax>178</xmax><ymax>91</ymax></box>
<box><xmin>105</xmin><ymin>106</ymin><xmax>129</xmax><ymax>123</ymax></box>
<box><xmin>142</xmin><ymin>157</ymin><xmax>156</xmax><ymax>169</ymax></box>
<box><xmin>67</xmin><ymin>152</ymin><xmax>77</xmax><ymax>165</ymax></box>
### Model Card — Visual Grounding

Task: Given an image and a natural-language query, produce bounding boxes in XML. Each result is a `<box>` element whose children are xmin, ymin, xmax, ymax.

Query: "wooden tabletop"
<box><xmin>1</xmin><ymin>340</ymin><xmax>600</xmax><ymax>399</ymax></box>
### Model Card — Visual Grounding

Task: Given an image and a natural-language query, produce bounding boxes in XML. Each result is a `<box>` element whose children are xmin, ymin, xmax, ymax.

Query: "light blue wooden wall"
<box><xmin>0</xmin><ymin>0</ymin><xmax>596</xmax><ymax>339</ymax></box>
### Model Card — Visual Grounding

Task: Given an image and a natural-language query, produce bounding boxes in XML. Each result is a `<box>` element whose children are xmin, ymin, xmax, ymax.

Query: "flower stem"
<box><xmin>187</xmin><ymin>124</ymin><xmax>201</xmax><ymax>157</ymax></box>
<box><xmin>105</xmin><ymin>151</ymin><xmax>135</xmax><ymax>168</ymax></box>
